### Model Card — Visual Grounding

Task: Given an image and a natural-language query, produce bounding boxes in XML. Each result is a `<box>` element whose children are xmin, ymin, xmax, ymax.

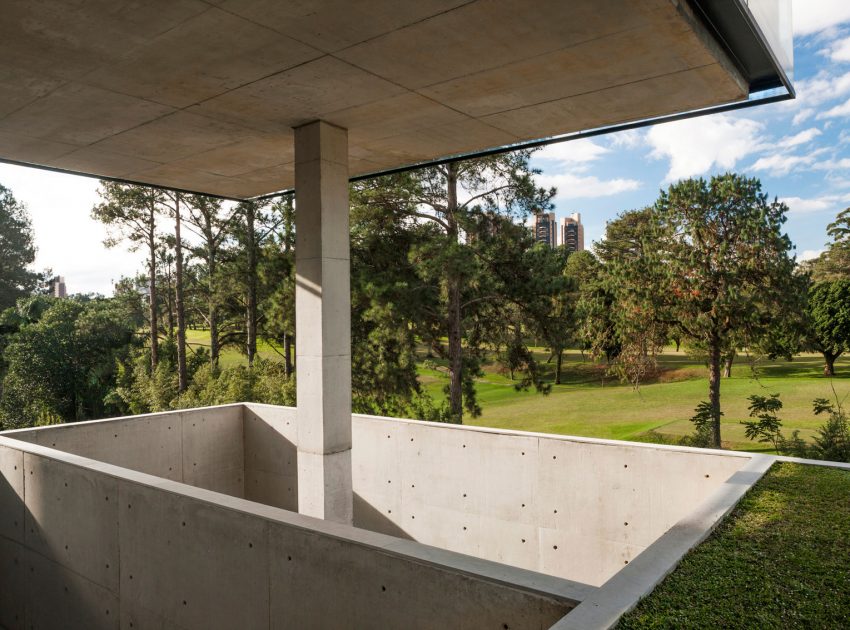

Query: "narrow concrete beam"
<box><xmin>294</xmin><ymin>120</ymin><xmax>352</xmax><ymax>524</ymax></box>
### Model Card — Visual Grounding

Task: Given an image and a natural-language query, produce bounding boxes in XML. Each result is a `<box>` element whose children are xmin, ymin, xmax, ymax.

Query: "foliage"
<box><xmin>741</xmin><ymin>393</ymin><xmax>784</xmax><ymax>451</ymax></box>
<box><xmin>810</xmin><ymin>396</ymin><xmax>850</xmax><ymax>462</ymax></box>
<box><xmin>0</xmin><ymin>298</ymin><xmax>136</xmax><ymax>428</ymax></box>
<box><xmin>739</xmin><ymin>392</ymin><xmax>850</xmax><ymax>462</ymax></box>
<box><xmin>0</xmin><ymin>184</ymin><xmax>40</xmax><ymax>310</ymax></box>
<box><xmin>618</xmin><ymin>463</ymin><xmax>850</xmax><ymax>629</ymax></box>
<box><xmin>178</xmin><ymin>360</ymin><xmax>296</xmax><ymax>409</ymax></box>
<box><xmin>684</xmin><ymin>400</ymin><xmax>721</xmax><ymax>447</ymax></box>
<box><xmin>353</xmin><ymin>152</ymin><xmax>555</xmax><ymax>422</ymax></box>
<box><xmin>804</xmin><ymin>280</ymin><xmax>850</xmax><ymax>376</ymax></box>
<box><xmin>602</xmin><ymin>174</ymin><xmax>798</xmax><ymax>447</ymax></box>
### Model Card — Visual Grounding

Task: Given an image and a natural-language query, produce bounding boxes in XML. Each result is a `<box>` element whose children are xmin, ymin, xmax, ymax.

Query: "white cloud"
<box><xmin>609</xmin><ymin>129</ymin><xmax>644</xmax><ymax>149</ymax></box>
<box><xmin>792</xmin><ymin>108</ymin><xmax>815</xmax><ymax>125</ymax></box>
<box><xmin>818</xmin><ymin>96</ymin><xmax>850</xmax><ymax>118</ymax></box>
<box><xmin>647</xmin><ymin>114</ymin><xmax>764</xmax><ymax>182</ymax></box>
<box><xmin>827</xmin><ymin>35</ymin><xmax>850</xmax><ymax>62</ymax></box>
<box><xmin>778</xmin><ymin>127</ymin><xmax>821</xmax><ymax>148</ymax></box>
<box><xmin>812</xmin><ymin>157</ymin><xmax>850</xmax><ymax>170</ymax></box>
<box><xmin>536</xmin><ymin>173</ymin><xmax>640</xmax><ymax>201</ymax></box>
<box><xmin>793</xmin><ymin>0</ymin><xmax>850</xmax><ymax>35</ymax></box>
<box><xmin>751</xmin><ymin>153</ymin><xmax>816</xmax><ymax>176</ymax></box>
<box><xmin>535</xmin><ymin>139</ymin><xmax>609</xmax><ymax>172</ymax></box>
<box><xmin>781</xmin><ymin>69</ymin><xmax>850</xmax><ymax>123</ymax></box>
<box><xmin>798</xmin><ymin>249</ymin><xmax>825</xmax><ymax>262</ymax></box>
<box><xmin>781</xmin><ymin>193</ymin><xmax>850</xmax><ymax>214</ymax></box>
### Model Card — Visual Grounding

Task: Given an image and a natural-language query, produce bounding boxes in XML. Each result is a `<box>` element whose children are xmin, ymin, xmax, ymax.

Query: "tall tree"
<box><xmin>0</xmin><ymin>184</ymin><xmax>39</xmax><ymax>310</ymax></box>
<box><xmin>355</xmin><ymin>153</ymin><xmax>552</xmax><ymax>422</ymax></box>
<box><xmin>231</xmin><ymin>199</ymin><xmax>283</xmax><ymax>367</ymax></box>
<box><xmin>804</xmin><ymin>207</ymin><xmax>850</xmax><ymax>282</ymax></box>
<box><xmin>184</xmin><ymin>195</ymin><xmax>234</xmax><ymax>367</ymax></box>
<box><xmin>158</xmin><ymin>192</ymin><xmax>188</xmax><ymax>392</ymax></box>
<box><xmin>611</xmin><ymin>174</ymin><xmax>797</xmax><ymax>447</ymax></box>
<box><xmin>805</xmin><ymin>280</ymin><xmax>850</xmax><ymax>376</ymax></box>
<box><xmin>259</xmin><ymin>196</ymin><xmax>296</xmax><ymax>376</ymax></box>
<box><xmin>92</xmin><ymin>183</ymin><xmax>161</xmax><ymax>369</ymax></box>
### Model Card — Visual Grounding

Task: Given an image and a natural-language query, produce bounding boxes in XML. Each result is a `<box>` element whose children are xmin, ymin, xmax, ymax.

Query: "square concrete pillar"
<box><xmin>294</xmin><ymin>120</ymin><xmax>352</xmax><ymax>524</ymax></box>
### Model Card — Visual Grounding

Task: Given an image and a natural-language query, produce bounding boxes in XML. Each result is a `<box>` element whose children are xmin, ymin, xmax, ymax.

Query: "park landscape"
<box><xmin>186</xmin><ymin>328</ymin><xmax>849</xmax><ymax>452</ymax></box>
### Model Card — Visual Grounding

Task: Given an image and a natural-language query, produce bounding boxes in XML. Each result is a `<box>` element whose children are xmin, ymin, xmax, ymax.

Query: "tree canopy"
<box><xmin>0</xmin><ymin>184</ymin><xmax>39</xmax><ymax>310</ymax></box>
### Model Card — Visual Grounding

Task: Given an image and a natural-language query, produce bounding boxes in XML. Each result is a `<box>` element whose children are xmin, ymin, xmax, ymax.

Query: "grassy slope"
<box><xmin>422</xmin><ymin>349</ymin><xmax>850</xmax><ymax>451</ymax></box>
<box><xmin>185</xmin><ymin>329</ymin><xmax>849</xmax><ymax>451</ymax></box>
<box><xmin>185</xmin><ymin>329</ymin><xmax>286</xmax><ymax>368</ymax></box>
<box><xmin>618</xmin><ymin>463</ymin><xmax>850</xmax><ymax>629</ymax></box>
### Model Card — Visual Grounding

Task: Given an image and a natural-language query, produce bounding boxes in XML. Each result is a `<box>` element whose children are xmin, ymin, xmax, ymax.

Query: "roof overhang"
<box><xmin>0</xmin><ymin>0</ymin><xmax>793</xmax><ymax>200</ymax></box>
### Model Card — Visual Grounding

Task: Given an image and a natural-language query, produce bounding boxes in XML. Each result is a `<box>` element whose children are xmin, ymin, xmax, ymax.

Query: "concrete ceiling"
<box><xmin>0</xmin><ymin>0</ymin><xmax>750</xmax><ymax>199</ymax></box>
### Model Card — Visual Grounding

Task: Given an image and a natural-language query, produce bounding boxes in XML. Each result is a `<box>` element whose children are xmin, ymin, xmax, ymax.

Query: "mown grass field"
<box><xmin>185</xmin><ymin>329</ymin><xmax>849</xmax><ymax>452</ymax></box>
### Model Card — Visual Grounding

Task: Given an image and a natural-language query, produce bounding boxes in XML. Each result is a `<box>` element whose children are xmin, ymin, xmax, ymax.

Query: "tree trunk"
<box><xmin>708</xmin><ymin>336</ymin><xmax>722</xmax><ymax>448</ymax></box>
<box><xmin>246</xmin><ymin>203</ymin><xmax>258</xmax><ymax>368</ymax></box>
<box><xmin>283</xmin><ymin>332</ymin><xmax>293</xmax><ymax>377</ymax></box>
<box><xmin>555</xmin><ymin>349</ymin><xmax>563</xmax><ymax>385</ymax></box>
<box><xmin>723</xmin><ymin>351</ymin><xmax>734</xmax><ymax>378</ymax></box>
<box><xmin>174</xmin><ymin>195</ymin><xmax>188</xmax><ymax>393</ymax></box>
<box><xmin>207</xmin><ymin>238</ymin><xmax>219</xmax><ymax>368</ymax></box>
<box><xmin>445</xmin><ymin>162</ymin><xmax>464</xmax><ymax>423</ymax></box>
<box><xmin>148</xmin><ymin>232</ymin><xmax>159</xmax><ymax>371</ymax></box>
<box><xmin>165</xmin><ymin>284</ymin><xmax>174</xmax><ymax>339</ymax></box>
<box><xmin>823</xmin><ymin>351</ymin><xmax>839</xmax><ymax>377</ymax></box>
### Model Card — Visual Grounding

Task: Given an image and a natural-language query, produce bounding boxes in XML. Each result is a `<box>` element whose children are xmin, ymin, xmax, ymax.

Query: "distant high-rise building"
<box><xmin>533</xmin><ymin>212</ymin><xmax>557</xmax><ymax>248</ymax></box>
<box><xmin>50</xmin><ymin>275</ymin><xmax>67</xmax><ymax>298</ymax></box>
<box><xmin>560</xmin><ymin>213</ymin><xmax>585</xmax><ymax>253</ymax></box>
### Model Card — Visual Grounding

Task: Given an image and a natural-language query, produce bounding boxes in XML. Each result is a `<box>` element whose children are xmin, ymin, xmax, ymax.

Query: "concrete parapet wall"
<box><xmin>6</xmin><ymin>406</ymin><xmax>244</xmax><ymax>497</ymax></box>
<box><xmin>238</xmin><ymin>405</ymin><xmax>751</xmax><ymax>587</ymax></box>
<box><xmin>346</xmin><ymin>413</ymin><xmax>750</xmax><ymax>587</ymax></box>
<box><xmin>0</xmin><ymin>430</ymin><xmax>584</xmax><ymax>629</ymax></box>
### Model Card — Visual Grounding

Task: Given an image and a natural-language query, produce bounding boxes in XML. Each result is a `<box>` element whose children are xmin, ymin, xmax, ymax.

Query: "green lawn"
<box><xmin>618</xmin><ymin>462</ymin><xmax>850</xmax><ymax>629</ymax></box>
<box><xmin>421</xmin><ymin>349</ymin><xmax>850</xmax><ymax>451</ymax></box>
<box><xmin>185</xmin><ymin>328</ymin><xmax>849</xmax><ymax>452</ymax></box>
<box><xmin>185</xmin><ymin>329</ymin><xmax>287</xmax><ymax>368</ymax></box>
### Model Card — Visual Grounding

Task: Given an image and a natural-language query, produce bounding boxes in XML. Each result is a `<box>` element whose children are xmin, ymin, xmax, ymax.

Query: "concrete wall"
<box><xmin>4</xmin><ymin>404</ymin><xmax>753</xmax><ymax>600</ymax></box>
<box><xmin>0</xmin><ymin>435</ymin><xmax>582</xmax><ymax>630</ymax></box>
<box><xmin>7</xmin><ymin>406</ymin><xmax>244</xmax><ymax>498</ymax></box>
<box><xmin>240</xmin><ymin>405</ymin><xmax>751</xmax><ymax>587</ymax></box>
<box><xmin>348</xmin><ymin>415</ymin><xmax>749</xmax><ymax>587</ymax></box>
<box><xmin>243</xmin><ymin>404</ymin><xmax>298</xmax><ymax>511</ymax></box>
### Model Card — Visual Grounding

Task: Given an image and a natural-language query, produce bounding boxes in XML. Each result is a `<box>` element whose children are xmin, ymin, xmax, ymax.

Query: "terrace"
<box><xmin>0</xmin><ymin>0</ymin><xmax>805</xmax><ymax>627</ymax></box>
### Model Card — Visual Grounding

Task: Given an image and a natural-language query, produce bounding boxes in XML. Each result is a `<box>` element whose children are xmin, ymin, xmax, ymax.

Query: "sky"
<box><xmin>3</xmin><ymin>1</ymin><xmax>850</xmax><ymax>295</ymax></box>
<box><xmin>532</xmin><ymin>1</ymin><xmax>850</xmax><ymax>262</ymax></box>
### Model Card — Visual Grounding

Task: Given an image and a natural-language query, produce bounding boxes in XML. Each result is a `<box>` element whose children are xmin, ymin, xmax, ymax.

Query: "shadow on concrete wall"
<box><xmin>353</xmin><ymin>492</ymin><xmax>413</xmax><ymax>540</ymax></box>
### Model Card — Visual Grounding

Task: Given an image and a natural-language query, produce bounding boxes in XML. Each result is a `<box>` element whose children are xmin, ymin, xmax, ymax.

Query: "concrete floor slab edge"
<box><xmin>549</xmin><ymin>454</ymin><xmax>776</xmax><ymax>630</ymax></box>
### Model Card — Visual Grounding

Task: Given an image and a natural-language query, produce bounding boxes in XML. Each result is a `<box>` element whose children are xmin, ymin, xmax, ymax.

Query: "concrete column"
<box><xmin>294</xmin><ymin>121</ymin><xmax>352</xmax><ymax>524</ymax></box>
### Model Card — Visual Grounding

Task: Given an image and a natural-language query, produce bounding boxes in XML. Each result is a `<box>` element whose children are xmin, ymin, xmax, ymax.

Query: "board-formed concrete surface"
<box><xmin>0</xmin><ymin>431</ymin><xmax>584</xmax><ymax>630</ymax></box>
<box><xmin>0</xmin><ymin>0</ymin><xmax>754</xmax><ymax>198</ymax></box>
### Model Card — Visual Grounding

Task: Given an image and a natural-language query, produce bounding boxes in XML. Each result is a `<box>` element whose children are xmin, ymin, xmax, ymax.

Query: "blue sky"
<box><xmin>531</xmin><ymin>2</ymin><xmax>850</xmax><ymax>261</ymax></box>
<box><xmin>2</xmin><ymin>1</ymin><xmax>850</xmax><ymax>294</ymax></box>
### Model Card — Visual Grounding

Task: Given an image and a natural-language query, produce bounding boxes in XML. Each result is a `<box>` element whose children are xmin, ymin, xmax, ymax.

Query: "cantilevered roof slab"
<box><xmin>0</xmin><ymin>0</ymin><xmax>790</xmax><ymax>199</ymax></box>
